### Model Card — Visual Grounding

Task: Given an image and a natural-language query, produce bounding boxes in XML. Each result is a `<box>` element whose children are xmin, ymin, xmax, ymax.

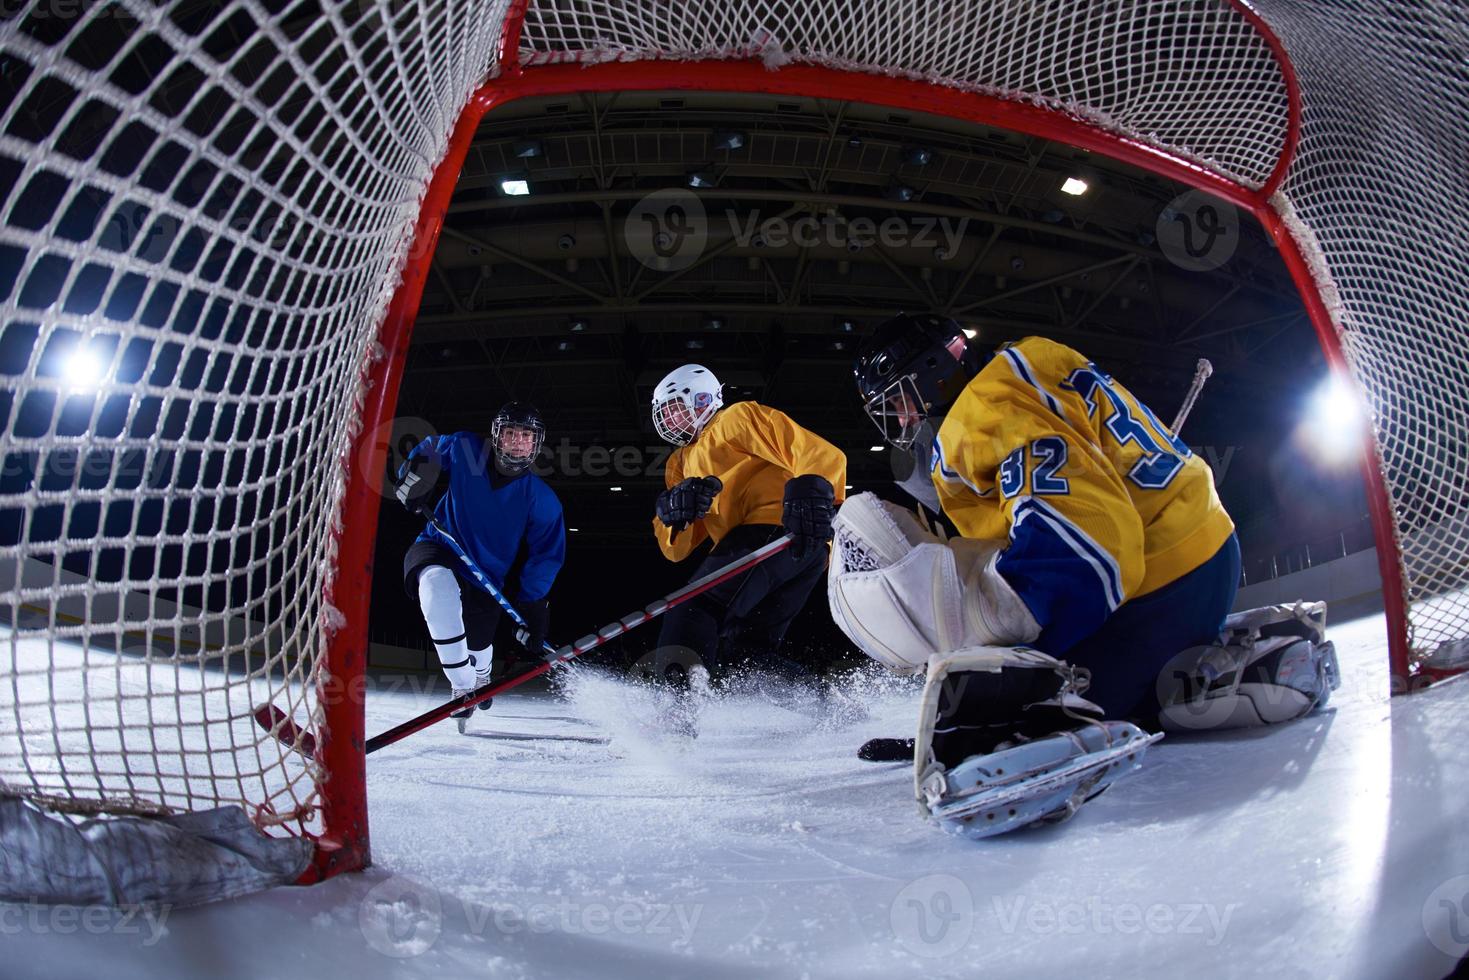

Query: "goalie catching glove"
<box><xmin>827</xmin><ymin>492</ymin><xmax>1040</xmax><ymax>673</ymax></box>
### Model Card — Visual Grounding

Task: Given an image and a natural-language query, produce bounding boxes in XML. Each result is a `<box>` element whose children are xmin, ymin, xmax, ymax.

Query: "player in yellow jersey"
<box><xmin>828</xmin><ymin>314</ymin><xmax>1336</xmax><ymax>838</ymax></box>
<box><xmin>647</xmin><ymin>363</ymin><xmax>847</xmax><ymax>704</ymax></box>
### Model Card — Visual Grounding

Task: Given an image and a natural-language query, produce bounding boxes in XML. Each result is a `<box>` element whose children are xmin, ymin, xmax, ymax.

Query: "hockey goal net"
<box><xmin>1</xmin><ymin>0</ymin><xmax>1464</xmax><ymax>880</ymax></box>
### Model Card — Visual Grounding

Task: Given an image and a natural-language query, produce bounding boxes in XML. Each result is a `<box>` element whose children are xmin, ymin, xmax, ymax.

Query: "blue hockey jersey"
<box><xmin>402</xmin><ymin>433</ymin><xmax>566</xmax><ymax>602</ymax></box>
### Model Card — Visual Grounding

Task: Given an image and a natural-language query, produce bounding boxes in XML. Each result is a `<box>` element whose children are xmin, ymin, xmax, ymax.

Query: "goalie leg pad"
<box><xmin>1156</xmin><ymin>601</ymin><xmax>1341</xmax><ymax>732</ymax></box>
<box><xmin>912</xmin><ymin>647</ymin><xmax>1159</xmax><ymax>839</ymax></box>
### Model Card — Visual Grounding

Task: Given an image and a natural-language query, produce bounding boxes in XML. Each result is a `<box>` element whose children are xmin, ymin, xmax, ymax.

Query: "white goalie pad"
<box><xmin>828</xmin><ymin>493</ymin><xmax>1040</xmax><ymax>673</ymax></box>
<box><xmin>1156</xmin><ymin>601</ymin><xmax>1341</xmax><ymax>731</ymax></box>
<box><xmin>912</xmin><ymin>648</ymin><xmax>1159</xmax><ymax>838</ymax></box>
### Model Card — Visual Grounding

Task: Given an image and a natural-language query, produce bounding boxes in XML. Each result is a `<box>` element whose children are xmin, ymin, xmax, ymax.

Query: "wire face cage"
<box><xmin>1</xmin><ymin>0</ymin><xmax>1463</xmax><ymax>880</ymax></box>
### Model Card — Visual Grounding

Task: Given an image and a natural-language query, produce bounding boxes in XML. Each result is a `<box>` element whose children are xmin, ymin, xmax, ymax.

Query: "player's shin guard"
<box><xmin>1156</xmin><ymin>601</ymin><xmax>1340</xmax><ymax>731</ymax></box>
<box><xmin>913</xmin><ymin>647</ymin><xmax>1160</xmax><ymax>839</ymax></box>
<box><xmin>418</xmin><ymin>565</ymin><xmax>481</xmax><ymax>691</ymax></box>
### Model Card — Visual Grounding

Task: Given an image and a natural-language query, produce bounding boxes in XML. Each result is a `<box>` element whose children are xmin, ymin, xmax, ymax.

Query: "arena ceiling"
<box><xmin>390</xmin><ymin>89</ymin><xmax>1327</xmax><ymax>548</ymax></box>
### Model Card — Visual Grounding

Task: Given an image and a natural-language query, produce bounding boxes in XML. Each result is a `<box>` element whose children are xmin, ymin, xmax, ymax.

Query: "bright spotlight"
<box><xmin>499</xmin><ymin>178</ymin><xmax>530</xmax><ymax>196</ymax></box>
<box><xmin>1302</xmin><ymin>375</ymin><xmax>1365</xmax><ymax>467</ymax></box>
<box><xmin>1061</xmin><ymin>177</ymin><xmax>1089</xmax><ymax>196</ymax></box>
<box><xmin>962</xmin><ymin>328</ymin><xmax>978</xmax><ymax>339</ymax></box>
<box><xmin>64</xmin><ymin>347</ymin><xmax>104</xmax><ymax>387</ymax></box>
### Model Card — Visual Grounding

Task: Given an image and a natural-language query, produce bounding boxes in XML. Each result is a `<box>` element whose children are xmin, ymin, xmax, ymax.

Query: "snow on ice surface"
<box><xmin>8</xmin><ymin>610</ymin><xmax>1469</xmax><ymax>980</ymax></box>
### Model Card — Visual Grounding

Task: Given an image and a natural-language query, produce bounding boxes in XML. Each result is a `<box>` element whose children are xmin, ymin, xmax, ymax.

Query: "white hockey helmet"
<box><xmin>651</xmin><ymin>364</ymin><xmax>723</xmax><ymax>446</ymax></box>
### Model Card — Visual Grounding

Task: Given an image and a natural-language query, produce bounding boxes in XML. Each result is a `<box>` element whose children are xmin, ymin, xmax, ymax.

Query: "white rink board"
<box><xmin>5</xmin><ymin>609</ymin><xmax>1469</xmax><ymax>980</ymax></box>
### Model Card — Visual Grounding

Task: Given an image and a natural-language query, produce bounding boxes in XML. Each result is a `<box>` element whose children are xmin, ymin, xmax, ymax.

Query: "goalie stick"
<box><xmin>1170</xmin><ymin>357</ymin><xmax>1213</xmax><ymax>434</ymax></box>
<box><xmin>255</xmin><ymin>532</ymin><xmax>795</xmax><ymax>756</ymax></box>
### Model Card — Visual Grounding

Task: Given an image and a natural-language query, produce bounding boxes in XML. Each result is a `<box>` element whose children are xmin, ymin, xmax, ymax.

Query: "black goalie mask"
<box><xmin>490</xmin><ymin>401</ymin><xmax>545</xmax><ymax>475</ymax></box>
<box><xmin>853</xmin><ymin>313</ymin><xmax>985</xmax><ymax>450</ymax></box>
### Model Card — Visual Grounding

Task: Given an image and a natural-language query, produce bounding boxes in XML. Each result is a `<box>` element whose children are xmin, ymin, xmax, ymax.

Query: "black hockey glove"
<box><xmin>394</xmin><ymin>453</ymin><xmax>447</xmax><ymax>520</ymax></box>
<box><xmin>655</xmin><ymin>476</ymin><xmax>724</xmax><ymax>532</ymax></box>
<box><xmin>514</xmin><ymin>597</ymin><xmax>550</xmax><ymax>656</ymax></box>
<box><xmin>782</xmin><ymin>474</ymin><xmax>836</xmax><ymax>560</ymax></box>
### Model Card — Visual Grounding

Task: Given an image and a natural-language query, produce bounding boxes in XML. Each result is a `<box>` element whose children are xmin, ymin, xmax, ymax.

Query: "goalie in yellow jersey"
<box><xmin>830</xmin><ymin>314</ymin><xmax>1337</xmax><ymax>838</ymax></box>
<box><xmin>646</xmin><ymin>363</ymin><xmax>848</xmax><ymax>717</ymax></box>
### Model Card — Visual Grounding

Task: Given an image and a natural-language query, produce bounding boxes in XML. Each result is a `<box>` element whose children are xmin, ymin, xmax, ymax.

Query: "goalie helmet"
<box><xmin>651</xmin><ymin>364</ymin><xmax>723</xmax><ymax>446</ymax></box>
<box><xmin>853</xmin><ymin>313</ymin><xmax>985</xmax><ymax>450</ymax></box>
<box><xmin>490</xmin><ymin>401</ymin><xmax>545</xmax><ymax>475</ymax></box>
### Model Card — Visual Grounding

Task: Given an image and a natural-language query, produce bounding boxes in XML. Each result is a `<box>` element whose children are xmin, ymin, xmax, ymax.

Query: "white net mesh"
<box><xmin>1252</xmin><ymin>3</ymin><xmax>1469</xmax><ymax>664</ymax></box>
<box><xmin>2</xmin><ymin>0</ymin><xmax>1465</xmax><ymax>863</ymax></box>
<box><xmin>0</xmin><ymin>0</ymin><xmax>505</xmax><ymax>830</ymax></box>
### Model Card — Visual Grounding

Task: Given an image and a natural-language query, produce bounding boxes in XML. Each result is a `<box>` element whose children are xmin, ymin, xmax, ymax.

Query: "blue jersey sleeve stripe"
<box><xmin>997</xmin><ymin>500</ymin><xmax>1117</xmax><ymax>650</ymax></box>
<box><xmin>1012</xmin><ymin>497</ymin><xmax>1124</xmax><ymax>609</ymax></box>
<box><xmin>1002</xmin><ymin>348</ymin><xmax>1065</xmax><ymax>419</ymax></box>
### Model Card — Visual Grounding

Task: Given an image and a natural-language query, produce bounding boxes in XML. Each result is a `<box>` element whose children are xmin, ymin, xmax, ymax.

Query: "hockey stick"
<box><xmin>423</xmin><ymin>516</ymin><xmax>557</xmax><ymax>656</ymax></box>
<box><xmin>256</xmin><ymin>533</ymin><xmax>795</xmax><ymax>756</ymax></box>
<box><xmin>1170</xmin><ymin>358</ymin><xmax>1213</xmax><ymax>434</ymax></box>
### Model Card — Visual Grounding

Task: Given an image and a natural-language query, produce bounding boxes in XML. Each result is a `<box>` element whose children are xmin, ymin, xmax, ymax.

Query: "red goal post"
<box><xmin>1</xmin><ymin>0</ymin><xmax>1463</xmax><ymax>884</ymax></box>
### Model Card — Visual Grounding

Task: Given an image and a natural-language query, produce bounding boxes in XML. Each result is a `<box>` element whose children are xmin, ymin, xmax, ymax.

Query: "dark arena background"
<box><xmin>365</xmin><ymin>91</ymin><xmax>1364</xmax><ymax>678</ymax></box>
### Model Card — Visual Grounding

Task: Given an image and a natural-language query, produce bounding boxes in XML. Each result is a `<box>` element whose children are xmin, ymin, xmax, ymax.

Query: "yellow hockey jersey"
<box><xmin>932</xmin><ymin>336</ymin><xmax>1234</xmax><ymax>651</ymax></box>
<box><xmin>654</xmin><ymin>401</ymin><xmax>848</xmax><ymax>562</ymax></box>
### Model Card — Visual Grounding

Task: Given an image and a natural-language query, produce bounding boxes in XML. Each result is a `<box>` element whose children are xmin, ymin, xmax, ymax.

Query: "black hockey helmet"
<box><xmin>853</xmin><ymin>313</ymin><xmax>985</xmax><ymax>449</ymax></box>
<box><xmin>490</xmin><ymin>401</ymin><xmax>545</xmax><ymax>474</ymax></box>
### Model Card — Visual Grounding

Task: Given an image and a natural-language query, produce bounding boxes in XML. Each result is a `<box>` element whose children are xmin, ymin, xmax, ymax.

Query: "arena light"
<box><xmin>1061</xmin><ymin>176</ymin><xmax>1090</xmax><ymax>196</ymax></box>
<box><xmin>962</xmin><ymin>328</ymin><xmax>978</xmax><ymax>339</ymax></box>
<box><xmin>63</xmin><ymin>346</ymin><xmax>104</xmax><ymax>388</ymax></box>
<box><xmin>499</xmin><ymin>177</ymin><xmax>530</xmax><ymax>196</ymax></box>
<box><xmin>1301</xmin><ymin>375</ymin><xmax>1366</xmax><ymax>467</ymax></box>
<box><xmin>869</xmin><ymin>445</ymin><xmax>884</xmax><ymax>452</ymax></box>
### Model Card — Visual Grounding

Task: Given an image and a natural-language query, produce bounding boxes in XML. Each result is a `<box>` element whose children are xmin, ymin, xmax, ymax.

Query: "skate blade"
<box><xmin>931</xmin><ymin>730</ymin><xmax>1161</xmax><ymax>828</ymax></box>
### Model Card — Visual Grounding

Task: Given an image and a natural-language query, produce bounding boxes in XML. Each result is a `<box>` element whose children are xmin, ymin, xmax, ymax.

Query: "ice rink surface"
<box><xmin>9</xmin><ymin>608</ymin><xmax>1469</xmax><ymax>980</ymax></box>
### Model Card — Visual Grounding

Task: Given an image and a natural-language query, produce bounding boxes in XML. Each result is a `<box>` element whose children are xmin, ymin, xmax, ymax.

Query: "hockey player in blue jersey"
<box><xmin>394</xmin><ymin>402</ymin><xmax>567</xmax><ymax>732</ymax></box>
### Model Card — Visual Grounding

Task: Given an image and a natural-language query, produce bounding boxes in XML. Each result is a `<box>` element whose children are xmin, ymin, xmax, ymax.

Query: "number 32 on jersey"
<box><xmin>999</xmin><ymin>364</ymin><xmax>1193</xmax><ymax>498</ymax></box>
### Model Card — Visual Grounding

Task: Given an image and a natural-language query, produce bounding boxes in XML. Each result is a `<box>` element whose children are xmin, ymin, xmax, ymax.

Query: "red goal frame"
<box><xmin>314</xmin><ymin>3</ymin><xmax>1414</xmax><ymax>881</ymax></box>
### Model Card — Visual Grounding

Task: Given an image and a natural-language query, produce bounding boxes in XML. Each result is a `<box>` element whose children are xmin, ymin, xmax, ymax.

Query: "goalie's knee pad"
<box><xmin>827</xmin><ymin>493</ymin><xmax>1039</xmax><ymax>674</ymax></box>
<box><xmin>913</xmin><ymin>647</ymin><xmax>1160</xmax><ymax>839</ymax></box>
<box><xmin>1156</xmin><ymin>601</ymin><xmax>1340</xmax><ymax>732</ymax></box>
